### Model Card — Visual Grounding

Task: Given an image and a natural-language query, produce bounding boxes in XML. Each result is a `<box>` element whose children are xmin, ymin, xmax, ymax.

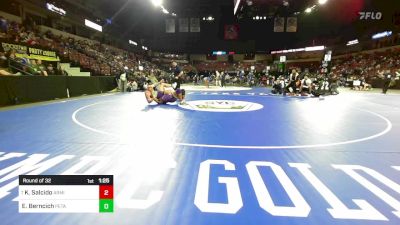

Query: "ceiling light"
<box><xmin>305</xmin><ymin>46</ymin><xmax>325</xmax><ymax>51</ymax></box>
<box><xmin>283</xmin><ymin>1</ymin><xmax>289</xmax><ymax>7</ymax></box>
<box><xmin>372</xmin><ymin>31</ymin><xmax>392</xmax><ymax>39</ymax></box>
<box><xmin>346</xmin><ymin>39</ymin><xmax>359</xmax><ymax>46</ymax></box>
<box><xmin>129</xmin><ymin>40</ymin><xmax>138</xmax><ymax>46</ymax></box>
<box><xmin>151</xmin><ymin>0</ymin><xmax>162</xmax><ymax>7</ymax></box>
<box><xmin>318</xmin><ymin>0</ymin><xmax>328</xmax><ymax>5</ymax></box>
<box><xmin>162</xmin><ymin>8</ymin><xmax>169</xmax><ymax>14</ymax></box>
<box><xmin>256</xmin><ymin>16</ymin><xmax>259</xmax><ymax>20</ymax></box>
<box><xmin>263</xmin><ymin>16</ymin><xmax>267</xmax><ymax>20</ymax></box>
<box><xmin>305</xmin><ymin>8</ymin><xmax>312</xmax><ymax>13</ymax></box>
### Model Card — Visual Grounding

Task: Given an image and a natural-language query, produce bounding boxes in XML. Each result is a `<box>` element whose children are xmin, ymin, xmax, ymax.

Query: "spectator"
<box><xmin>0</xmin><ymin>51</ymin><xmax>13</xmax><ymax>75</ymax></box>
<box><xmin>0</xmin><ymin>52</ymin><xmax>8</xmax><ymax>68</ymax></box>
<box><xmin>29</xmin><ymin>59</ymin><xmax>41</xmax><ymax>75</ymax></box>
<box><xmin>360</xmin><ymin>76</ymin><xmax>371</xmax><ymax>91</ymax></box>
<box><xmin>6</xmin><ymin>49</ymin><xmax>24</xmax><ymax>74</ymax></box>
<box><xmin>46</xmin><ymin>63</ymin><xmax>56</xmax><ymax>75</ymax></box>
<box><xmin>225</xmin><ymin>72</ymin><xmax>230</xmax><ymax>86</ymax></box>
<box><xmin>36</xmin><ymin>59</ymin><xmax>48</xmax><ymax>76</ymax></box>
<box><xmin>352</xmin><ymin>77</ymin><xmax>361</xmax><ymax>90</ymax></box>
<box><xmin>0</xmin><ymin>16</ymin><xmax>8</xmax><ymax>34</ymax></box>
<box><xmin>127</xmin><ymin>80</ymin><xmax>138</xmax><ymax>92</ymax></box>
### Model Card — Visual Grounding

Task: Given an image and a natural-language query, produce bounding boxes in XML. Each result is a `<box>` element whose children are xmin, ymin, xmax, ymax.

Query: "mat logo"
<box><xmin>179</xmin><ymin>100</ymin><xmax>263</xmax><ymax>112</ymax></box>
<box><xmin>1</xmin><ymin>152</ymin><xmax>400</xmax><ymax>223</ymax></box>
<box><xmin>194</xmin><ymin>160</ymin><xmax>400</xmax><ymax>221</ymax></box>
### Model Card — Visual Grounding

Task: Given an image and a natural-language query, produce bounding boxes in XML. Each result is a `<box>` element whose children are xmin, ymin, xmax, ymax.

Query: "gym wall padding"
<box><xmin>67</xmin><ymin>76</ymin><xmax>101</xmax><ymax>97</ymax></box>
<box><xmin>0</xmin><ymin>76</ymin><xmax>117</xmax><ymax>106</ymax></box>
<box><xmin>67</xmin><ymin>76</ymin><xmax>117</xmax><ymax>97</ymax></box>
<box><xmin>25</xmin><ymin>76</ymin><xmax>68</xmax><ymax>103</ymax></box>
<box><xmin>97</xmin><ymin>76</ymin><xmax>118</xmax><ymax>93</ymax></box>
<box><xmin>0</xmin><ymin>77</ymin><xmax>9</xmax><ymax>106</ymax></box>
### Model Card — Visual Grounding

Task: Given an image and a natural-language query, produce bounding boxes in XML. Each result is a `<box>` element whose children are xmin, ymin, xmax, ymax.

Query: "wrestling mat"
<box><xmin>0</xmin><ymin>87</ymin><xmax>399</xmax><ymax>225</ymax></box>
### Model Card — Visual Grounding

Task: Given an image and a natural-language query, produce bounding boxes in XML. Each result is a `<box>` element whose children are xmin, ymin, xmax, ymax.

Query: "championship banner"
<box><xmin>1</xmin><ymin>42</ymin><xmax>59</xmax><ymax>61</ymax></box>
<box><xmin>165</xmin><ymin>19</ymin><xmax>175</xmax><ymax>33</ymax></box>
<box><xmin>274</xmin><ymin>17</ymin><xmax>284</xmax><ymax>32</ymax></box>
<box><xmin>224</xmin><ymin>24</ymin><xmax>239</xmax><ymax>40</ymax></box>
<box><xmin>286</xmin><ymin>17</ymin><xmax>298</xmax><ymax>32</ymax></box>
<box><xmin>190</xmin><ymin>18</ymin><xmax>200</xmax><ymax>32</ymax></box>
<box><xmin>179</xmin><ymin>18</ymin><xmax>189</xmax><ymax>32</ymax></box>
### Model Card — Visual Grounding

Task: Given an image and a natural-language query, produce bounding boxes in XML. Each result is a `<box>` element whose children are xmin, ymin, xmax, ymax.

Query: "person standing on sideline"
<box><xmin>379</xmin><ymin>69</ymin><xmax>392</xmax><ymax>94</ymax></box>
<box><xmin>119</xmin><ymin>66</ymin><xmax>128</xmax><ymax>92</ymax></box>
<box><xmin>216</xmin><ymin>70</ymin><xmax>222</xmax><ymax>87</ymax></box>
<box><xmin>239</xmin><ymin>69</ymin><xmax>244</xmax><ymax>85</ymax></box>
<box><xmin>171</xmin><ymin>61</ymin><xmax>183</xmax><ymax>90</ymax></box>
<box><xmin>221</xmin><ymin>71</ymin><xmax>225</xmax><ymax>87</ymax></box>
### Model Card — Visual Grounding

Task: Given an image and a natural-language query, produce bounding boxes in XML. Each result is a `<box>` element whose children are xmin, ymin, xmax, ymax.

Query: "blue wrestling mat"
<box><xmin>0</xmin><ymin>88</ymin><xmax>399</xmax><ymax>225</ymax></box>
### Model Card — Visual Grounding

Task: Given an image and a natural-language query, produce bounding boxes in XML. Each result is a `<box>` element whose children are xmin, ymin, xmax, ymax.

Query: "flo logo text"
<box><xmin>359</xmin><ymin>12</ymin><xmax>383</xmax><ymax>20</ymax></box>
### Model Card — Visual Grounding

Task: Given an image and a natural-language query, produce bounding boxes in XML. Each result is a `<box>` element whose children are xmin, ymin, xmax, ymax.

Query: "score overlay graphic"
<box><xmin>18</xmin><ymin>175</ymin><xmax>113</xmax><ymax>213</ymax></box>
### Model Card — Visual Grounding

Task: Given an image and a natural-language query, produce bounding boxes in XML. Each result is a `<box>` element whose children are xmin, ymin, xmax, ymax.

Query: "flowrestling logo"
<box><xmin>179</xmin><ymin>100</ymin><xmax>263</xmax><ymax>112</ymax></box>
<box><xmin>359</xmin><ymin>12</ymin><xmax>383</xmax><ymax>20</ymax></box>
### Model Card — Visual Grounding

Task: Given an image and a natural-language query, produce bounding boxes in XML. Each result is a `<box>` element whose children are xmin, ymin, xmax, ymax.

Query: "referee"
<box><xmin>171</xmin><ymin>61</ymin><xmax>183</xmax><ymax>90</ymax></box>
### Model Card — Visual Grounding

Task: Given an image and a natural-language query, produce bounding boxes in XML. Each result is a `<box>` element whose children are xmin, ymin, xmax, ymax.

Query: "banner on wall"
<box><xmin>1</xmin><ymin>42</ymin><xmax>59</xmax><ymax>61</ymax></box>
<box><xmin>224</xmin><ymin>24</ymin><xmax>239</xmax><ymax>40</ymax></box>
<box><xmin>274</xmin><ymin>17</ymin><xmax>284</xmax><ymax>32</ymax></box>
<box><xmin>179</xmin><ymin>18</ymin><xmax>189</xmax><ymax>32</ymax></box>
<box><xmin>190</xmin><ymin>18</ymin><xmax>200</xmax><ymax>32</ymax></box>
<box><xmin>286</xmin><ymin>17</ymin><xmax>297</xmax><ymax>32</ymax></box>
<box><xmin>165</xmin><ymin>19</ymin><xmax>175</xmax><ymax>33</ymax></box>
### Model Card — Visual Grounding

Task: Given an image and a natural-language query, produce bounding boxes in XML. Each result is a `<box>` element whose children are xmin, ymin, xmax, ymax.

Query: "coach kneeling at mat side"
<box><xmin>300</xmin><ymin>75</ymin><xmax>312</xmax><ymax>95</ymax></box>
<box><xmin>311</xmin><ymin>77</ymin><xmax>331</xmax><ymax>97</ymax></box>
<box><xmin>271</xmin><ymin>77</ymin><xmax>285</xmax><ymax>95</ymax></box>
<box><xmin>144</xmin><ymin>83</ymin><xmax>186</xmax><ymax>105</ymax></box>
